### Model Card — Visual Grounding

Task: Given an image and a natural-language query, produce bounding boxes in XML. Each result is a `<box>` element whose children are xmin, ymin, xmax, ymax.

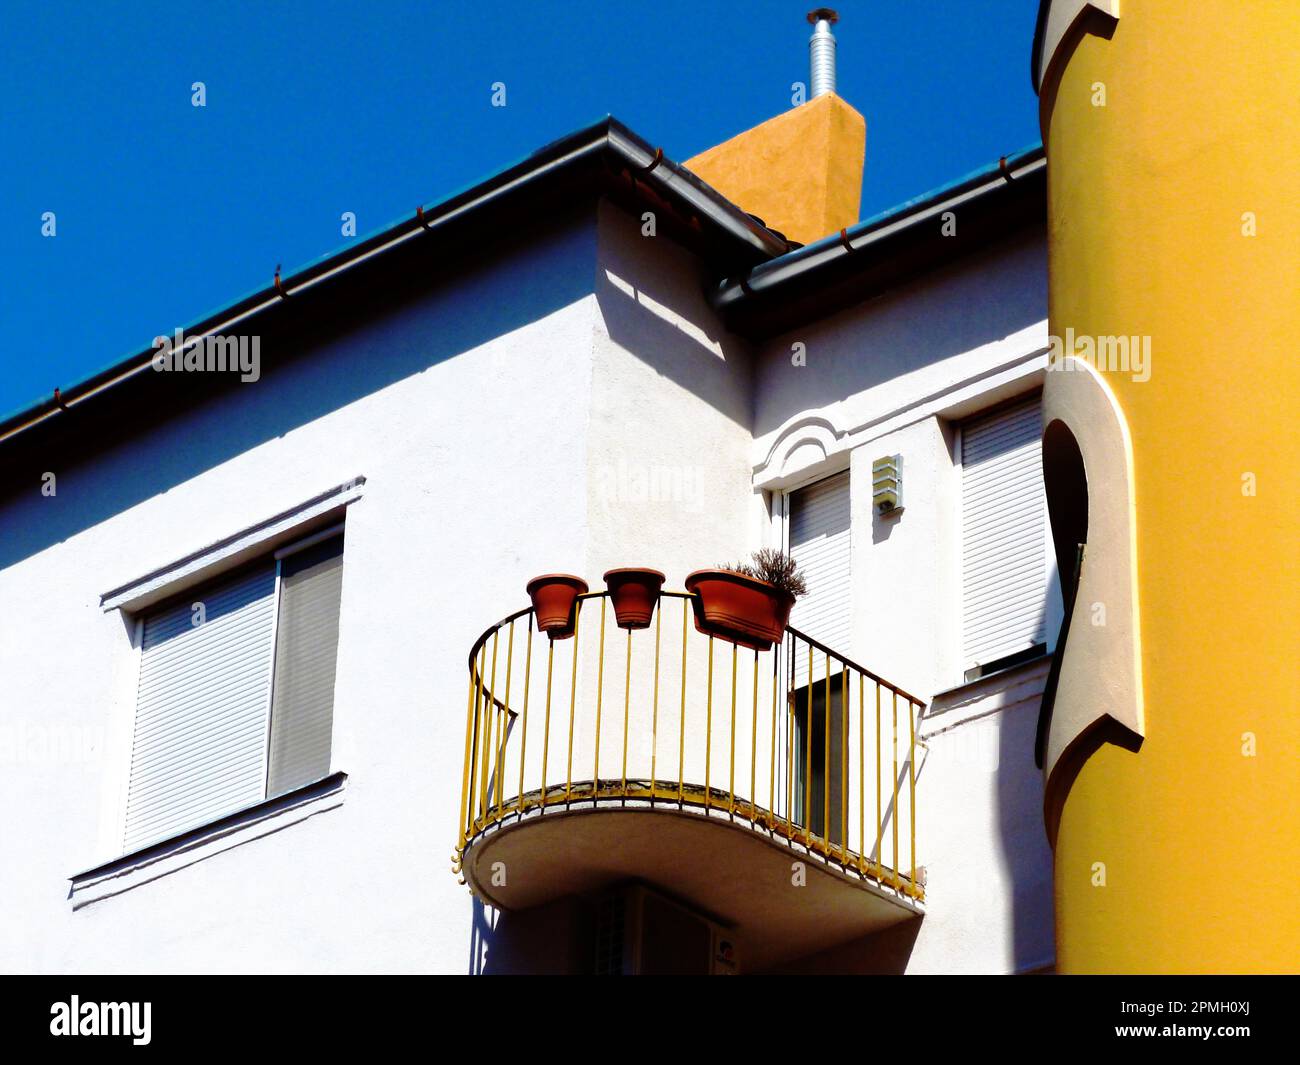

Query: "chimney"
<box><xmin>684</xmin><ymin>9</ymin><xmax>865</xmax><ymax>246</ymax></box>
<box><xmin>808</xmin><ymin>8</ymin><xmax>838</xmax><ymax>97</ymax></box>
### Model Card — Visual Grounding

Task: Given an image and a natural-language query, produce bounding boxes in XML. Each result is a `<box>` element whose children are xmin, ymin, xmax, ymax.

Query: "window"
<box><xmin>786</xmin><ymin>471</ymin><xmax>851</xmax><ymax>842</ymax></box>
<box><xmin>791</xmin><ymin>667</ymin><xmax>848</xmax><ymax>845</ymax></box>
<box><xmin>960</xmin><ymin>397</ymin><xmax>1049</xmax><ymax>680</ymax></box>
<box><xmin>121</xmin><ymin>529</ymin><xmax>345</xmax><ymax>852</ymax></box>
<box><xmin>787</xmin><ymin>469</ymin><xmax>851</xmax><ymax>670</ymax></box>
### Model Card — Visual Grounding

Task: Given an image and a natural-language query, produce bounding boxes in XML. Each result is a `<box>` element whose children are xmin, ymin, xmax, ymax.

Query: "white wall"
<box><xmin>0</xmin><ymin>217</ymin><xmax>604</xmax><ymax>973</ymax></box>
<box><xmin>0</xmin><ymin>210</ymin><xmax>1057</xmax><ymax>975</ymax></box>
<box><xmin>588</xmin><ymin>201</ymin><xmax>756</xmax><ymax>580</ymax></box>
<box><xmin>754</xmin><ymin>231</ymin><xmax>1058</xmax><ymax>973</ymax></box>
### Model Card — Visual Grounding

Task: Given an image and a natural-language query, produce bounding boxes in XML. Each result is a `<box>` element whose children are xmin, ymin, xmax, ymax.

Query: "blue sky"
<box><xmin>1</xmin><ymin>0</ymin><xmax>1041</xmax><ymax>414</ymax></box>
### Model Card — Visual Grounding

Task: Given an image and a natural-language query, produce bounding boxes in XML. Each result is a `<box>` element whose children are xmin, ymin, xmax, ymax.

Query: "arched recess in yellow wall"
<box><xmin>1038</xmin><ymin>358</ymin><xmax>1143</xmax><ymax>840</ymax></box>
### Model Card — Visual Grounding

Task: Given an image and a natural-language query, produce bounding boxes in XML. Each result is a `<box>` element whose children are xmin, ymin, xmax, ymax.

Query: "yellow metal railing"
<box><xmin>453</xmin><ymin>590</ymin><xmax>925</xmax><ymax>900</ymax></box>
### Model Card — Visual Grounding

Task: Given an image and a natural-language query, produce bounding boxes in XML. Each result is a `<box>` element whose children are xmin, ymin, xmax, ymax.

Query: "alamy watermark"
<box><xmin>1047</xmin><ymin>328</ymin><xmax>1151</xmax><ymax>383</ymax></box>
<box><xmin>594</xmin><ymin>461</ymin><xmax>706</xmax><ymax>513</ymax></box>
<box><xmin>152</xmin><ymin>328</ymin><xmax>260</xmax><ymax>382</ymax></box>
<box><xmin>50</xmin><ymin>997</ymin><xmax>150</xmax><ymax>1045</ymax></box>
<box><xmin>0</xmin><ymin>723</ymin><xmax>103</xmax><ymax>766</ymax></box>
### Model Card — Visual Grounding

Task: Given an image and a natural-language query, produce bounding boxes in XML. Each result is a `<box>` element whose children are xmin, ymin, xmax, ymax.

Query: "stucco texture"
<box><xmin>684</xmin><ymin>94</ymin><xmax>865</xmax><ymax>245</ymax></box>
<box><xmin>1042</xmin><ymin>2</ymin><xmax>1300</xmax><ymax>973</ymax></box>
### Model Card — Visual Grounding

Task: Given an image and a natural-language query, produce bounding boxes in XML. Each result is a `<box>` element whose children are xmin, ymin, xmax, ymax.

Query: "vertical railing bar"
<box><xmin>769</xmin><ymin>645</ymin><xmax>779</xmax><ymax>828</ymax></box>
<box><xmin>473</xmin><ymin>681</ymin><xmax>486</xmax><ymax>826</ymax></box>
<box><xmin>704</xmin><ymin>636</ymin><xmax>714</xmax><ymax>813</ymax></box>
<box><xmin>728</xmin><ymin>641</ymin><xmax>737</xmax><ymax>817</ymax></box>
<box><xmin>457</xmin><ymin>648</ymin><xmax>481</xmax><ymax>852</ymax></box>
<box><xmin>478</xmin><ymin>631</ymin><xmax>498</xmax><ymax>822</ymax></box>
<box><xmin>650</xmin><ymin>602</ymin><xmax>662</xmax><ymax>801</ymax></box>
<box><xmin>540</xmin><ymin>637</ymin><xmax>555</xmax><ymax>811</ymax></box>
<box><xmin>786</xmin><ymin>640</ymin><xmax>795</xmax><ymax>833</ymax></box>
<box><xmin>584</xmin><ymin>598</ymin><xmax>604</xmax><ymax>805</ymax></box>
<box><xmin>470</xmin><ymin>644</ymin><xmax>486</xmax><ymax>829</ymax></box>
<box><xmin>804</xmin><ymin>641</ymin><xmax>812</xmax><ymax>842</ymax></box>
<box><xmin>909</xmin><ymin>698</ymin><xmax>918</xmax><ymax>896</ymax></box>
<box><xmin>494</xmin><ymin>620</ymin><xmax>515</xmax><ymax>817</ymax></box>
<box><xmin>858</xmin><ymin>673</ymin><xmax>865</xmax><ymax>872</ymax></box>
<box><xmin>621</xmin><ymin>628</ymin><xmax>632</xmax><ymax>801</ymax></box>
<box><xmin>875</xmin><ymin>682</ymin><xmax>882</xmax><ymax>875</ymax></box>
<box><xmin>840</xmin><ymin>663</ymin><xmax>848</xmax><ymax>860</ymax></box>
<box><xmin>501</xmin><ymin>620</ymin><xmax>515</xmax><ymax>731</ymax></box>
<box><xmin>516</xmin><ymin>618</ymin><xmax>534</xmax><ymax>815</ymax></box>
<box><xmin>678</xmin><ymin>598</ymin><xmax>688</xmax><ymax>807</ymax></box>
<box><xmin>892</xmin><ymin>690</ymin><xmax>900</xmax><ymax>891</ymax></box>
<box><xmin>488</xmin><ymin>696</ymin><xmax>504</xmax><ymax>821</ymax></box>
<box><xmin>492</xmin><ymin>702</ymin><xmax>503</xmax><ymax>817</ymax></box>
<box><xmin>750</xmin><ymin>648</ymin><xmax>758</xmax><ymax>821</ymax></box>
<box><xmin>822</xmin><ymin>650</ymin><xmax>831</xmax><ymax>854</ymax></box>
<box><xmin>785</xmin><ymin>637</ymin><xmax>795</xmax><ymax>827</ymax></box>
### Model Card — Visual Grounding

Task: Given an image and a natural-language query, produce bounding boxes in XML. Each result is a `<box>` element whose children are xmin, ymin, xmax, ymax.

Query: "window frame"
<box><xmin>779</xmin><ymin>467</ymin><xmax>852</xmax><ymax>837</ymax></box>
<box><xmin>954</xmin><ymin>390</ymin><xmax>1056</xmax><ymax>685</ymax></box>
<box><xmin>114</xmin><ymin>522</ymin><xmax>345</xmax><ymax>857</ymax></box>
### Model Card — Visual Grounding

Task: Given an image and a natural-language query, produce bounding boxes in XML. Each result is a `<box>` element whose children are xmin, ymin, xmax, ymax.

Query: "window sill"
<box><xmin>923</xmin><ymin>655</ymin><xmax>1052</xmax><ymax>736</ymax></box>
<box><xmin>69</xmin><ymin>771</ymin><xmax>347</xmax><ymax>910</ymax></box>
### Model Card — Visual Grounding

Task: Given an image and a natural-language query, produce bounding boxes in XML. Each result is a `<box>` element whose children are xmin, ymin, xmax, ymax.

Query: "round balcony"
<box><xmin>452</xmin><ymin>589</ymin><xmax>926</xmax><ymax>971</ymax></box>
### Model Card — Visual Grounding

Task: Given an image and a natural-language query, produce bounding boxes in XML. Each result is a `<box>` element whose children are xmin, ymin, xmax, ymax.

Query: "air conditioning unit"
<box><xmin>594</xmin><ymin>885</ymin><xmax>738</xmax><ymax>975</ymax></box>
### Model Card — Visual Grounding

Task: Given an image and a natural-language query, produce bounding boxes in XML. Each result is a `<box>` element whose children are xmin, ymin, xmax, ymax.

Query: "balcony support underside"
<box><xmin>463</xmin><ymin>790</ymin><xmax>922</xmax><ymax>972</ymax></box>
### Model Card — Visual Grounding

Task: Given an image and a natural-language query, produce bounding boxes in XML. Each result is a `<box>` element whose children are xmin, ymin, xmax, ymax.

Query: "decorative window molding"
<box><xmin>100</xmin><ymin>476</ymin><xmax>364</xmax><ymax>613</ymax></box>
<box><xmin>70</xmin><ymin>772</ymin><xmax>347</xmax><ymax>910</ymax></box>
<box><xmin>753</xmin><ymin>346</ymin><xmax>1049</xmax><ymax>492</ymax></box>
<box><xmin>757</xmin><ymin>417</ymin><xmax>848</xmax><ymax>491</ymax></box>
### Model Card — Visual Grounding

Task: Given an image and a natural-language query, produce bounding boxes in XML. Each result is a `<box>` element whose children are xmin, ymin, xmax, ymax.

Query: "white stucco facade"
<box><xmin>753</xmin><ymin>231</ymin><xmax>1057</xmax><ymax>974</ymax></box>
<box><xmin>0</xmin><ymin>195</ymin><xmax>1056</xmax><ymax>974</ymax></box>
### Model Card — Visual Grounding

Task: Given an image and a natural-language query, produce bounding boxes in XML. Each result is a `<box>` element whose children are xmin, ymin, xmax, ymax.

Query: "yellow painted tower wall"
<box><xmin>1042</xmin><ymin>3</ymin><xmax>1300</xmax><ymax>972</ymax></box>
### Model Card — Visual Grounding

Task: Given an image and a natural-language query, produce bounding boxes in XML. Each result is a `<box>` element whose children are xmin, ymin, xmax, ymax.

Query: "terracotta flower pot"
<box><xmin>603</xmin><ymin>567</ymin><xmax>666</xmax><ymax>630</ymax></box>
<box><xmin>684</xmin><ymin>569</ymin><xmax>796</xmax><ymax>652</ymax></box>
<box><xmin>526</xmin><ymin>574</ymin><xmax>589</xmax><ymax>639</ymax></box>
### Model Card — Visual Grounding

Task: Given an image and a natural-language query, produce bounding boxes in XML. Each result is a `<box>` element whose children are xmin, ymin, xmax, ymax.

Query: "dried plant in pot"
<box><xmin>603</xmin><ymin>567</ymin><xmax>666</xmax><ymax>630</ymax></box>
<box><xmin>684</xmin><ymin>549</ymin><xmax>808</xmax><ymax>652</ymax></box>
<box><xmin>525</xmin><ymin>574</ymin><xmax>589</xmax><ymax>640</ymax></box>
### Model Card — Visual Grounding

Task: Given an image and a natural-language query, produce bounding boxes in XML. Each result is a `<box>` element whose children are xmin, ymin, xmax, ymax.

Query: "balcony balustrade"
<box><xmin>452</xmin><ymin>588</ymin><xmax>927</xmax><ymax>969</ymax></box>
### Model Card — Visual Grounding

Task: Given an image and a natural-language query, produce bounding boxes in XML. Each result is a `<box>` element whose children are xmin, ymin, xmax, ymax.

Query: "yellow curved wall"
<box><xmin>1042</xmin><ymin>2</ymin><xmax>1300</xmax><ymax>972</ymax></box>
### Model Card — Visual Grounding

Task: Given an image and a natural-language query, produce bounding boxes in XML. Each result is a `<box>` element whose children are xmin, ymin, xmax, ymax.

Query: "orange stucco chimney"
<box><xmin>684</xmin><ymin>10</ymin><xmax>865</xmax><ymax>246</ymax></box>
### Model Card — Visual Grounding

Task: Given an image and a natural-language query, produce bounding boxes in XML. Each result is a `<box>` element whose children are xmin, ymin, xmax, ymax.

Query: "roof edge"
<box><xmin>709</xmin><ymin>145</ymin><xmax>1046</xmax><ymax>338</ymax></box>
<box><xmin>0</xmin><ymin>117</ymin><xmax>787</xmax><ymax>451</ymax></box>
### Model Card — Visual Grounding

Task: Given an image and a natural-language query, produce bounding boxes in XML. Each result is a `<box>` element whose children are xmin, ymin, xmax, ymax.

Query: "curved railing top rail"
<box><xmin>467</xmin><ymin>589</ymin><xmax>927</xmax><ymax>707</ymax></box>
<box><xmin>455</xmin><ymin>587</ymin><xmax>928</xmax><ymax>904</ymax></box>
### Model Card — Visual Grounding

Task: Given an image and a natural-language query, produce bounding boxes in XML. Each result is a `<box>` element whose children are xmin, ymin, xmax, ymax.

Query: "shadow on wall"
<box><xmin>594</xmin><ymin>205</ymin><xmax>753</xmax><ymax>434</ymax></box>
<box><xmin>995</xmin><ymin>655</ymin><xmax>1057</xmax><ymax>973</ymax></box>
<box><xmin>761</xmin><ymin>914</ymin><xmax>924</xmax><ymax>975</ymax></box>
<box><xmin>469</xmin><ymin>896</ymin><xmax>596</xmax><ymax>975</ymax></box>
<box><xmin>754</xmin><ymin>231</ymin><xmax>1047</xmax><ymax>441</ymax></box>
<box><xmin>0</xmin><ymin>210</ymin><xmax>597</xmax><ymax>573</ymax></box>
<box><xmin>762</xmin><ymin>611</ymin><xmax>1058</xmax><ymax>974</ymax></box>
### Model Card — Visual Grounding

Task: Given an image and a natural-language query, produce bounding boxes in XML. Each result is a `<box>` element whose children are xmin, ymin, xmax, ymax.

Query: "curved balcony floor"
<box><xmin>463</xmin><ymin>785</ymin><xmax>922</xmax><ymax>972</ymax></box>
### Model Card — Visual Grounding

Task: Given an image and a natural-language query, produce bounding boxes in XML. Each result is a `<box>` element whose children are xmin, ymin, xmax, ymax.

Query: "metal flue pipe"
<box><xmin>807</xmin><ymin>8</ymin><xmax>839</xmax><ymax>98</ymax></box>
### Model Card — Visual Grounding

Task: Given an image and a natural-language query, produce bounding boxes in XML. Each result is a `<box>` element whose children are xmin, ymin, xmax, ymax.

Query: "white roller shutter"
<box><xmin>789</xmin><ymin>471</ymin><xmax>851</xmax><ymax>684</ymax></box>
<box><xmin>961</xmin><ymin>398</ymin><xmax>1048</xmax><ymax>673</ymax></box>
<box><xmin>266</xmin><ymin>535</ymin><xmax>344</xmax><ymax>798</ymax></box>
<box><xmin>124</xmin><ymin>564</ymin><xmax>277</xmax><ymax>850</ymax></box>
